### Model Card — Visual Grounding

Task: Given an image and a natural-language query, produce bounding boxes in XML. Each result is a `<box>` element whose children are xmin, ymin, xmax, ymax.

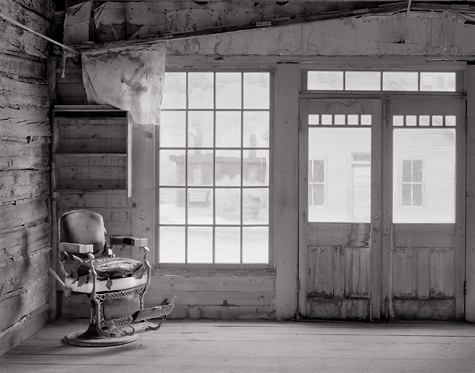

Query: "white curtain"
<box><xmin>81</xmin><ymin>43</ymin><xmax>165</xmax><ymax>125</ymax></box>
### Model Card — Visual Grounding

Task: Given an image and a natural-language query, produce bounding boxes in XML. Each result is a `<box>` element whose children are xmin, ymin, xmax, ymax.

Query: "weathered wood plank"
<box><xmin>0</xmin><ymin>247</ymin><xmax>51</xmax><ymax>297</ymax></box>
<box><xmin>393</xmin><ymin>224</ymin><xmax>456</xmax><ymax>248</ymax></box>
<box><xmin>345</xmin><ymin>247</ymin><xmax>370</xmax><ymax>297</ymax></box>
<box><xmin>0</xmin><ymin>76</ymin><xmax>49</xmax><ymax>107</ymax></box>
<box><xmin>0</xmin><ymin>142</ymin><xmax>50</xmax><ymax>171</ymax></box>
<box><xmin>306</xmin><ymin>297</ymin><xmax>370</xmax><ymax>320</ymax></box>
<box><xmin>0</xmin><ymin>221</ymin><xmax>50</xmax><ymax>263</ymax></box>
<box><xmin>308</xmin><ymin>223</ymin><xmax>371</xmax><ymax>247</ymax></box>
<box><xmin>3</xmin><ymin>0</ymin><xmax>54</xmax><ymax>21</ymax></box>
<box><xmin>0</xmin><ymin>307</ymin><xmax>49</xmax><ymax>357</ymax></box>
<box><xmin>307</xmin><ymin>246</ymin><xmax>333</xmax><ymax>297</ymax></box>
<box><xmin>0</xmin><ymin>170</ymin><xmax>49</xmax><ymax>206</ymax></box>
<box><xmin>392</xmin><ymin>249</ymin><xmax>417</xmax><ymax>298</ymax></box>
<box><xmin>0</xmin><ymin>107</ymin><xmax>50</xmax><ymax>137</ymax></box>
<box><xmin>145</xmin><ymin>290</ymin><xmax>274</xmax><ymax>307</ymax></box>
<box><xmin>0</xmin><ymin>196</ymin><xmax>48</xmax><ymax>231</ymax></box>
<box><xmin>0</xmin><ymin>51</ymin><xmax>46</xmax><ymax>78</ymax></box>
<box><xmin>0</xmin><ymin>19</ymin><xmax>49</xmax><ymax>59</ymax></box>
<box><xmin>430</xmin><ymin>248</ymin><xmax>455</xmax><ymax>298</ymax></box>
<box><xmin>0</xmin><ymin>275</ymin><xmax>50</xmax><ymax>333</ymax></box>
<box><xmin>392</xmin><ymin>299</ymin><xmax>455</xmax><ymax>320</ymax></box>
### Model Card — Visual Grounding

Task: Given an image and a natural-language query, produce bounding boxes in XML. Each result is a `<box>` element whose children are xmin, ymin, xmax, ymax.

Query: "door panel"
<box><xmin>388</xmin><ymin>97</ymin><xmax>465</xmax><ymax>320</ymax></box>
<box><xmin>299</xmin><ymin>99</ymin><xmax>382</xmax><ymax>320</ymax></box>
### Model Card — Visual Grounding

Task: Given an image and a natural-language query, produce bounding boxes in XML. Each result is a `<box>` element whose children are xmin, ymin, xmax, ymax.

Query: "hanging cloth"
<box><xmin>81</xmin><ymin>43</ymin><xmax>165</xmax><ymax>125</ymax></box>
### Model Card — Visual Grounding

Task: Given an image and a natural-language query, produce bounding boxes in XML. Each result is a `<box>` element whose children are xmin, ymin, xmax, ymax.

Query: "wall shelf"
<box><xmin>52</xmin><ymin>106</ymin><xmax>130</xmax><ymax>193</ymax></box>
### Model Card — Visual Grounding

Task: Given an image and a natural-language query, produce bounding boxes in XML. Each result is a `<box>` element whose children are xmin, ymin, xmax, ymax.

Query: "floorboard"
<box><xmin>1</xmin><ymin>319</ymin><xmax>475</xmax><ymax>372</ymax></box>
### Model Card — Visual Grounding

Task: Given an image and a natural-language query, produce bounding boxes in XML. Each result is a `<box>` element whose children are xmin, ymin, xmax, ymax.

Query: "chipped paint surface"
<box><xmin>166</xmin><ymin>13</ymin><xmax>475</xmax><ymax>57</ymax></box>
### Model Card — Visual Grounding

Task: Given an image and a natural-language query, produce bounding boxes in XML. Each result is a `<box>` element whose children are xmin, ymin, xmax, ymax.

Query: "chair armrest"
<box><xmin>110</xmin><ymin>236</ymin><xmax>148</xmax><ymax>247</ymax></box>
<box><xmin>59</xmin><ymin>242</ymin><xmax>94</xmax><ymax>254</ymax></box>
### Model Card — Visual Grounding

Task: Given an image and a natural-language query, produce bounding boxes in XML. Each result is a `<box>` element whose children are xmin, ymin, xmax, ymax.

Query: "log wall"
<box><xmin>0</xmin><ymin>0</ymin><xmax>54</xmax><ymax>356</ymax></box>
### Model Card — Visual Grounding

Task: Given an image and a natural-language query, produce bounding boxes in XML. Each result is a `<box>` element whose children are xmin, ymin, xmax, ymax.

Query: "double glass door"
<box><xmin>299</xmin><ymin>97</ymin><xmax>465</xmax><ymax>320</ymax></box>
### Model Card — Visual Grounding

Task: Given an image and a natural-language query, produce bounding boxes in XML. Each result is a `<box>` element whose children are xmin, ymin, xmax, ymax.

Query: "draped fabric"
<box><xmin>81</xmin><ymin>43</ymin><xmax>165</xmax><ymax>125</ymax></box>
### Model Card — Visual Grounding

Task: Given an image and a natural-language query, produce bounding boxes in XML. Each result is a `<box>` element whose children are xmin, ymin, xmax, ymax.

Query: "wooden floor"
<box><xmin>2</xmin><ymin>319</ymin><xmax>475</xmax><ymax>372</ymax></box>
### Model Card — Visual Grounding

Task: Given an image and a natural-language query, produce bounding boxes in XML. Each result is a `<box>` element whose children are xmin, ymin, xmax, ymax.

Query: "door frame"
<box><xmin>298</xmin><ymin>94</ymin><xmax>466</xmax><ymax>320</ymax></box>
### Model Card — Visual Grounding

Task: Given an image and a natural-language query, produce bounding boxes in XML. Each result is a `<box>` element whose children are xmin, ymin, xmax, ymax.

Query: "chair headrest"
<box><xmin>60</xmin><ymin>210</ymin><xmax>106</xmax><ymax>256</ymax></box>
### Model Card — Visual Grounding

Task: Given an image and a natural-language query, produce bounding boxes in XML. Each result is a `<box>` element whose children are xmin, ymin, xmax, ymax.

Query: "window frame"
<box><xmin>157</xmin><ymin>68</ymin><xmax>274</xmax><ymax>269</ymax></box>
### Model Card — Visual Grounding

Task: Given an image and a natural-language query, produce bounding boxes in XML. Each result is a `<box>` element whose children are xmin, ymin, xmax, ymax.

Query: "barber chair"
<box><xmin>49</xmin><ymin>210</ymin><xmax>173</xmax><ymax>347</ymax></box>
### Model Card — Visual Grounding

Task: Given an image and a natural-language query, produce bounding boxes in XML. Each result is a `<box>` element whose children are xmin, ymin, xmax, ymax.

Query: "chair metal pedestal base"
<box><xmin>63</xmin><ymin>324</ymin><xmax>139</xmax><ymax>347</ymax></box>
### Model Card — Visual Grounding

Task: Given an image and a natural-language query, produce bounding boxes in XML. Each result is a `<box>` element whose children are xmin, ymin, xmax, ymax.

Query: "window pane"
<box><xmin>216</xmin><ymin>111</ymin><xmax>241</xmax><ymax>148</ymax></box>
<box><xmin>420</xmin><ymin>72</ymin><xmax>456</xmax><ymax>92</ymax></box>
<box><xmin>215</xmin><ymin>188</ymin><xmax>241</xmax><ymax>224</ymax></box>
<box><xmin>216</xmin><ymin>150</ymin><xmax>241</xmax><ymax>186</ymax></box>
<box><xmin>348</xmin><ymin>115</ymin><xmax>359</xmax><ymax>125</ymax></box>
<box><xmin>406</xmin><ymin>115</ymin><xmax>417</xmax><ymax>127</ymax></box>
<box><xmin>309</xmin><ymin>114</ymin><xmax>320</xmax><ymax>125</ymax></box>
<box><xmin>188</xmin><ymin>227</ymin><xmax>213</xmax><ymax>263</ymax></box>
<box><xmin>393</xmin><ymin>115</ymin><xmax>404</xmax><ymax>127</ymax></box>
<box><xmin>402</xmin><ymin>184</ymin><xmax>412</xmax><ymax>206</ymax></box>
<box><xmin>335</xmin><ymin>115</ymin><xmax>345</xmax><ymax>125</ymax></box>
<box><xmin>309</xmin><ymin>184</ymin><xmax>324</xmax><ymax>206</ymax></box>
<box><xmin>413</xmin><ymin>184</ymin><xmax>423</xmax><ymax>206</ymax></box>
<box><xmin>321</xmin><ymin>115</ymin><xmax>332</xmax><ymax>125</ymax></box>
<box><xmin>243</xmin><ymin>73</ymin><xmax>269</xmax><ymax>109</ymax></box>
<box><xmin>160</xmin><ymin>227</ymin><xmax>185</xmax><ymax>262</ymax></box>
<box><xmin>243</xmin><ymin>227</ymin><xmax>268</xmax><ymax>263</ymax></box>
<box><xmin>243</xmin><ymin>150</ymin><xmax>268</xmax><ymax>186</ymax></box>
<box><xmin>160</xmin><ymin>150</ymin><xmax>185</xmax><ymax>186</ymax></box>
<box><xmin>215</xmin><ymin>227</ymin><xmax>241</xmax><ymax>263</ymax></box>
<box><xmin>345</xmin><ymin>71</ymin><xmax>381</xmax><ymax>91</ymax></box>
<box><xmin>307</xmin><ymin>71</ymin><xmax>343</xmax><ymax>90</ymax></box>
<box><xmin>216</xmin><ymin>73</ymin><xmax>242</xmax><ymax>109</ymax></box>
<box><xmin>160</xmin><ymin>188</ymin><xmax>185</xmax><ymax>224</ymax></box>
<box><xmin>419</xmin><ymin>115</ymin><xmax>430</xmax><ymax>127</ymax></box>
<box><xmin>413</xmin><ymin>160</ymin><xmax>423</xmax><ymax>182</ymax></box>
<box><xmin>188</xmin><ymin>111</ymin><xmax>213</xmax><ymax>147</ymax></box>
<box><xmin>383</xmin><ymin>72</ymin><xmax>418</xmax><ymax>91</ymax></box>
<box><xmin>188</xmin><ymin>72</ymin><xmax>214</xmax><ymax>108</ymax></box>
<box><xmin>188</xmin><ymin>188</ymin><xmax>213</xmax><ymax>224</ymax></box>
<box><xmin>402</xmin><ymin>160</ymin><xmax>412</xmax><ymax>182</ymax></box>
<box><xmin>446</xmin><ymin>116</ymin><xmax>456</xmax><ymax>127</ymax></box>
<box><xmin>432</xmin><ymin>116</ymin><xmax>443</xmax><ymax>127</ymax></box>
<box><xmin>160</xmin><ymin>111</ymin><xmax>186</xmax><ymax>148</ymax></box>
<box><xmin>361</xmin><ymin>115</ymin><xmax>372</xmax><ymax>126</ymax></box>
<box><xmin>243</xmin><ymin>112</ymin><xmax>269</xmax><ymax>148</ymax></box>
<box><xmin>393</xmin><ymin>128</ymin><xmax>455</xmax><ymax>223</ymax></box>
<box><xmin>188</xmin><ymin>149</ymin><xmax>213</xmax><ymax>186</ymax></box>
<box><xmin>243</xmin><ymin>188</ymin><xmax>268</xmax><ymax>225</ymax></box>
<box><xmin>162</xmin><ymin>73</ymin><xmax>186</xmax><ymax>109</ymax></box>
<box><xmin>311</xmin><ymin>160</ymin><xmax>324</xmax><ymax>183</ymax></box>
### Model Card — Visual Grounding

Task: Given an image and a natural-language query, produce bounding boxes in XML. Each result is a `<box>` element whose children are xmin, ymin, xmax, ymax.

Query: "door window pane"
<box><xmin>307</xmin><ymin>71</ymin><xmax>343</xmax><ymax>90</ymax></box>
<box><xmin>308</xmin><ymin>127</ymin><xmax>371</xmax><ymax>222</ymax></box>
<box><xmin>393</xmin><ymin>128</ymin><xmax>455</xmax><ymax>223</ymax></box>
<box><xmin>345</xmin><ymin>71</ymin><xmax>381</xmax><ymax>91</ymax></box>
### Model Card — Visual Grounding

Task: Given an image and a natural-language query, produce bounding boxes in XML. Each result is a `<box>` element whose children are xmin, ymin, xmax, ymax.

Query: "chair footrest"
<box><xmin>132</xmin><ymin>304</ymin><xmax>174</xmax><ymax>322</ymax></box>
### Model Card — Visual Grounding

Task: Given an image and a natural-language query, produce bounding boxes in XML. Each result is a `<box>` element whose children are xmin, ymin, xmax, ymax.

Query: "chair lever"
<box><xmin>132</xmin><ymin>304</ymin><xmax>174</xmax><ymax>322</ymax></box>
<box><xmin>48</xmin><ymin>268</ymin><xmax>72</xmax><ymax>297</ymax></box>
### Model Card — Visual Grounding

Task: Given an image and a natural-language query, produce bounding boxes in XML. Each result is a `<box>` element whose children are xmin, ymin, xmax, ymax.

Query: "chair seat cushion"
<box><xmin>77</xmin><ymin>257</ymin><xmax>143</xmax><ymax>280</ymax></box>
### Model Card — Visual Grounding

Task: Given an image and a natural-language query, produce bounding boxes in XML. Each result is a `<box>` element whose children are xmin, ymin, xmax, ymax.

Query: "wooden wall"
<box><xmin>0</xmin><ymin>0</ymin><xmax>54</xmax><ymax>356</ymax></box>
<box><xmin>55</xmin><ymin>58</ymin><xmax>277</xmax><ymax>320</ymax></box>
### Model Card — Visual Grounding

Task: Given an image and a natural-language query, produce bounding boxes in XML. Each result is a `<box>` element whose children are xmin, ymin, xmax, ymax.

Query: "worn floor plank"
<box><xmin>1</xmin><ymin>319</ymin><xmax>475</xmax><ymax>372</ymax></box>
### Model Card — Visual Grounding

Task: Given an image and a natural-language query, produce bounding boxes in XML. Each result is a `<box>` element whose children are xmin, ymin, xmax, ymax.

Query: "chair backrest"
<box><xmin>59</xmin><ymin>210</ymin><xmax>106</xmax><ymax>255</ymax></box>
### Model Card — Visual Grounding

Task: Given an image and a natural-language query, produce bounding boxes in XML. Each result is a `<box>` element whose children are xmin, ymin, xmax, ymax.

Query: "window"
<box><xmin>309</xmin><ymin>160</ymin><xmax>325</xmax><ymax>206</ymax></box>
<box><xmin>158</xmin><ymin>71</ymin><xmax>271</xmax><ymax>266</ymax></box>
<box><xmin>306</xmin><ymin>70</ymin><xmax>457</xmax><ymax>92</ymax></box>
<box><xmin>401</xmin><ymin>159</ymin><xmax>424</xmax><ymax>206</ymax></box>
